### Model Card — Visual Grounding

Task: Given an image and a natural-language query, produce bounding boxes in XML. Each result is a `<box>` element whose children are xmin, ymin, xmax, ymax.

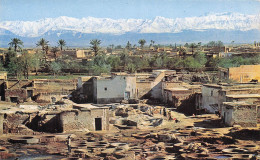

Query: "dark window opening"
<box><xmin>10</xmin><ymin>97</ymin><xmax>18</xmax><ymax>103</ymax></box>
<box><xmin>27</xmin><ymin>90</ymin><xmax>33</xmax><ymax>98</ymax></box>
<box><xmin>95</xmin><ymin>118</ymin><xmax>102</xmax><ymax>131</ymax></box>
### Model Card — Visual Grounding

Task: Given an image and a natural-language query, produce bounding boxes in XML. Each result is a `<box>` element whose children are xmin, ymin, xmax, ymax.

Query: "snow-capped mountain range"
<box><xmin>0</xmin><ymin>12</ymin><xmax>259</xmax><ymax>37</ymax></box>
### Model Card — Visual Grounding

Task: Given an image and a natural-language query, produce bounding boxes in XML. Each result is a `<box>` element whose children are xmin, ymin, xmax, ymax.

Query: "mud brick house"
<box><xmin>78</xmin><ymin>74</ymin><xmax>136</xmax><ymax>104</ymax></box>
<box><xmin>201</xmin><ymin>83</ymin><xmax>260</xmax><ymax>113</ymax></box>
<box><xmin>222</xmin><ymin>102</ymin><xmax>258</xmax><ymax>127</ymax></box>
<box><xmin>4</xmin><ymin>80</ymin><xmax>33</xmax><ymax>103</ymax></box>
<box><xmin>1</xmin><ymin>79</ymin><xmax>77</xmax><ymax>103</ymax></box>
<box><xmin>219</xmin><ymin>65</ymin><xmax>260</xmax><ymax>83</ymax></box>
<box><xmin>32</xmin><ymin>79</ymin><xmax>77</xmax><ymax>103</ymax></box>
<box><xmin>136</xmin><ymin>69</ymin><xmax>177</xmax><ymax>101</ymax></box>
<box><xmin>60</xmin><ymin>104</ymin><xmax>109</xmax><ymax>132</ymax></box>
<box><xmin>163</xmin><ymin>84</ymin><xmax>202</xmax><ymax>115</ymax></box>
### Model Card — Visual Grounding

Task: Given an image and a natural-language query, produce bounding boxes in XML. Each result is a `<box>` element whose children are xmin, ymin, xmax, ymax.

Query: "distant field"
<box><xmin>28</xmin><ymin>74</ymin><xmax>82</xmax><ymax>80</ymax></box>
<box><xmin>7</xmin><ymin>74</ymin><xmax>86</xmax><ymax>80</ymax></box>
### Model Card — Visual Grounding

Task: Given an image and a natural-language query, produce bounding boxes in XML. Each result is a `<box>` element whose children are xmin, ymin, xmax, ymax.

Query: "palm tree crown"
<box><xmin>90</xmin><ymin>39</ymin><xmax>101</xmax><ymax>56</ymax></box>
<box><xmin>57</xmin><ymin>39</ymin><xmax>66</xmax><ymax>51</ymax></box>
<box><xmin>8</xmin><ymin>38</ymin><xmax>23</xmax><ymax>52</ymax></box>
<box><xmin>36</xmin><ymin>38</ymin><xmax>49</xmax><ymax>52</ymax></box>
<box><xmin>138</xmin><ymin>39</ymin><xmax>146</xmax><ymax>48</ymax></box>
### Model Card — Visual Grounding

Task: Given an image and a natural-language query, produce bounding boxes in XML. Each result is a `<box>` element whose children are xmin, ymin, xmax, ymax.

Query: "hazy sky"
<box><xmin>0</xmin><ymin>0</ymin><xmax>260</xmax><ymax>21</ymax></box>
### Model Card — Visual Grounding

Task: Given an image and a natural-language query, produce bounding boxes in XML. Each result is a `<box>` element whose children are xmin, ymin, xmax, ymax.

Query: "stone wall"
<box><xmin>60</xmin><ymin>108</ymin><xmax>109</xmax><ymax>132</ymax></box>
<box><xmin>0</xmin><ymin>114</ymin><xmax>3</xmax><ymax>135</ymax></box>
<box><xmin>5</xmin><ymin>89</ymin><xmax>27</xmax><ymax>102</ymax></box>
<box><xmin>223</xmin><ymin>104</ymin><xmax>257</xmax><ymax>127</ymax></box>
<box><xmin>3</xmin><ymin>113</ymin><xmax>31</xmax><ymax>134</ymax></box>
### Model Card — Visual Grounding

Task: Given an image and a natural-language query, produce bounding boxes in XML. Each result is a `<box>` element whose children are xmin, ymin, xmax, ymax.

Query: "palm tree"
<box><xmin>57</xmin><ymin>39</ymin><xmax>66</xmax><ymax>51</ymax></box>
<box><xmin>150</xmin><ymin>40</ymin><xmax>155</xmax><ymax>47</ymax></box>
<box><xmin>177</xmin><ymin>46</ymin><xmax>186</xmax><ymax>57</ymax></box>
<box><xmin>8</xmin><ymin>38</ymin><xmax>23</xmax><ymax>52</ymax></box>
<box><xmin>51</xmin><ymin>46</ymin><xmax>59</xmax><ymax>61</ymax></box>
<box><xmin>189</xmin><ymin>43</ymin><xmax>197</xmax><ymax>55</ymax></box>
<box><xmin>126</xmin><ymin>41</ymin><xmax>131</xmax><ymax>50</ymax></box>
<box><xmin>36</xmin><ymin>38</ymin><xmax>49</xmax><ymax>52</ymax></box>
<box><xmin>138</xmin><ymin>39</ymin><xmax>146</xmax><ymax>49</ymax></box>
<box><xmin>90</xmin><ymin>39</ymin><xmax>101</xmax><ymax>56</ymax></box>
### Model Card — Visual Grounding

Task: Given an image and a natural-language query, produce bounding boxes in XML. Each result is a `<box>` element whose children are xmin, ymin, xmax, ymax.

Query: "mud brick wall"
<box><xmin>3</xmin><ymin>113</ymin><xmax>31</xmax><ymax>134</ymax></box>
<box><xmin>5</xmin><ymin>89</ymin><xmax>27</xmax><ymax>102</ymax></box>
<box><xmin>60</xmin><ymin>109</ymin><xmax>109</xmax><ymax>132</ymax></box>
<box><xmin>257</xmin><ymin>106</ymin><xmax>260</xmax><ymax>123</ymax></box>
<box><xmin>0</xmin><ymin>114</ymin><xmax>3</xmax><ymax>135</ymax></box>
<box><xmin>233</xmin><ymin>105</ymin><xmax>257</xmax><ymax>127</ymax></box>
<box><xmin>136</xmin><ymin>82</ymin><xmax>152</xmax><ymax>99</ymax></box>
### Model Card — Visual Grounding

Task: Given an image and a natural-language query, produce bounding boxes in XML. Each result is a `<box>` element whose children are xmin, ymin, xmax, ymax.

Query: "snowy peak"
<box><xmin>0</xmin><ymin>12</ymin><xmax>259</xmax><ymax>37</ymax></box>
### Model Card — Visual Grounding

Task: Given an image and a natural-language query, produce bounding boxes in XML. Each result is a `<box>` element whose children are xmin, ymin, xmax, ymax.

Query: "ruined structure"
<box><xmin>0</xmin><ymin>79</ymin><xmax>77</xmax><ymax>103</ymax></box>
<box><xmin>136</xmin><ymin>69</ymin><xmax>177</xmax><ymax>100</ymax></box>
<box><xmin>0</xmin><ymin>101</ymin><xmax>110</xmax><ymax>134</ymax></box>
<box><xmin>222</xmin><ymin>102</ymin><xmax>258</xmax><ymax>127</ymax></box>
<box><xmin>60</xmin><ymin>104</ymin><xmax>109</xmax><ymax>131</ymax></box>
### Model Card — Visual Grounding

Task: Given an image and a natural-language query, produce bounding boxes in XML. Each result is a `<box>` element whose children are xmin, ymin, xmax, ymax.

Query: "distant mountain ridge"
<box><xmin>0</xmin><ymin>12</ymin><xmax>259</xmax><ymax>37</ymax></box>
<box><xmin>0</xmin><ymin>12</ymin><xmax>259</xmax><ymax>47</ymax></box>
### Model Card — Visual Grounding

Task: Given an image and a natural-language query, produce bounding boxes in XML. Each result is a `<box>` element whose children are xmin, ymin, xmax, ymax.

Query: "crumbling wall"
<box><xmin>25</xmin><ymin>113</ymin><xmax>63</xmax><ymax>133</ymax></box>
<box><xmin>5</xmin><ymin>89</ymin><xmax>27</xmax><ymax>102</ymax></box>
<box><xmin>0</xmin><ymin>114</ymin><xmax>3</xmax><ymax>135</ymax></box>
<box><xmin>3</xmin><ymin>113</ymin><xmax>31</xmax><ymax>134</ymax></box>
<box><xmin>35</xmin><ymin>93</ymin><xmax>68</xmax><ymax>103</ymax></box>
<box><xmin>233</xmin><ymin>105</ymin><xmax>257</xmax><ymax>127</ymax></box>
<box><xmin>223</xmin><ymin>105</ymin><xmax>257</xmax><ymax>127</ymax></box>
<box><xmin>60</xmin><ymin>109</ymin><xmax>109</xmax><ymax>132</ymax></box>
<box><xmin>258</xmin><ymin>106</ymin><xmax>260</xmax><ymax>123</ymax></box>
<box><xmin>33</xmin><ymin>79</ymin><xmax>77</xmax><ymax>103</ymax></box>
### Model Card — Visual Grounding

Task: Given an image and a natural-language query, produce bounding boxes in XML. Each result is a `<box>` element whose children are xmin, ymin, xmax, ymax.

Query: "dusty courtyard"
<box><xmin>0</xmin><ymin>102</ymin><xmax>259</xmax><ymax>160</ymax></box>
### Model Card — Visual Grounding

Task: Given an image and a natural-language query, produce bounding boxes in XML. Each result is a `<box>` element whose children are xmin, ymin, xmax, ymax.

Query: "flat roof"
<box><xmin>164</xmin><ymin>87</ymin><xmax>189</xmax><ymax>91</ymax></box>
<box><xmin>223</xmin><ymin>101</ymin><xmax>254</xmax><ymax>107</ymax></box>
<box><xmin>226</xmin><ymin>94</ymin><xmax>260</xmax><ymax>98</ymax></box>
<box><xmin>73</xmin><ymin>104</ymin><xmax>109</xmax><ymax>110</ymax></box>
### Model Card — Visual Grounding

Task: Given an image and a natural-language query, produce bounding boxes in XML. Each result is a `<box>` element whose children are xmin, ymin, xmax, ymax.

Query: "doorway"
<box><xmin>10</xmin><ymin>97</ymin><xmax>18</xmax><ymax>103</ymax></box>
<box><xmin>95</xmin><ymin>118</ymin><xmax>102</xmax><ymax>131</ymax></box>
<box><xmin>124</xmin><ymin>91</ymin><xmax>130</xmax><ymax>100</ymax></box>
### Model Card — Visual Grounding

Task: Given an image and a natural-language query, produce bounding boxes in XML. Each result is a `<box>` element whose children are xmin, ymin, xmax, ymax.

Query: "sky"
<box><xmin>0</xmin><ymin>0</ymin><xmax>260</xmax><ymax>21</ymax></box>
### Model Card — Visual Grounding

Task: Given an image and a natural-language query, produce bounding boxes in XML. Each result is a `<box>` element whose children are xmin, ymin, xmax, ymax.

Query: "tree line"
<box><xmin>1</xmin><ymin>38</ymin><xmax>259</xmax><ymax>79</ymax></box>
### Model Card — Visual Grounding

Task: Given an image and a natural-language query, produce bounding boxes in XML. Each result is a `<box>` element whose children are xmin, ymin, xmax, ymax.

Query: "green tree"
<box><xmin>126</xmin><ymin>63</ymin><xmax>136</xmax><ymax>73</ymax></box>
<box><xmin>184</xmin><ymin>43</ymin><xmax>189</xmax><ymax>48</ymax></box>
<box><xmin>138</xmin><ymin>39</ymin><xmax>146</xmax><ymax>48</ymax></box>
<box><xmin>90</xmin><ymin>39</ymin><xmax>101</xmax><ymax>56</ymax></box>
<box><xmin>8</xmin><ymin>38</ymin><xmax>23</xmax><ymax>52</ymax></box>
<box><xmin>36</xmin><ymin>38</ymin><xmax>49</xmax><ymax>52</ymax></box>
<box><xmin>120</xmin><ymin>50</ymin><xmax>130</xmax><ymax>67</ymax></box>
<box><xmin>4</xmin><ymin>50</ymin><xmax>17</xmax><ymax>67</ymax></box>
<box><xmin>51</xmin><ymin>46</ymin><xmax>59</xmax><ymax>61</ymax></box>
<box><xmin>0</xmin><ymin>61</ymin><xmax>5</xmax><ymax>71</ymax></box>
<box><xmin>149</xmin><ymin>40</ymin><xmax>155</xmax><ymax>47</ymax></box>
<box><xmin>57</xmin><ymin>39</ymin><xmax>66</xmax><ymax>51</ymax></box>
<box><xmin>107</xmin><ymin>55</ymin><xmax>120</xmax><ymax>69</ymax></box>
<box><xmin>126</xmin><ymin>41</ymin><xmax>131</xmax><ymax>50</ymax></box>
<box><xmin>32</xmin><ymin>51</ymin><xmax>44</xmax><ymax>75</ymax></box>
<box><xmin>177</xmin><ymin>46</ymin><xmax>187</xmax><ymax>57</ymax></box>
<box><xmin>189</xmin><ymin>43</ymin><xmax>197</xmax><ymax>55</ymax></box>
<box><xmin>20</xmin><ymin>51</ymin><xmax>34</xmax><ymax>79</ymax></box>
<box><xmin>7</xmin><ymin>57</ymin><xmax>22</xmax><ymax>78</ymax></box>
<box><xmin>50</xmin><ymin>61</ymin><xmax>62</xmax><ymax>76</ymax></box>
